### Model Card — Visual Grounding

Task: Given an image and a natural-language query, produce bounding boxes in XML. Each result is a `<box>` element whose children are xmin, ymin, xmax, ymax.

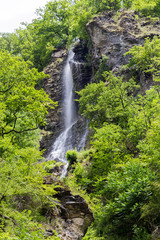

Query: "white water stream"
<box><xmin>47</xmin><ymin>50</ymin><xmax>87</xmax><ymax>177</ymax></box>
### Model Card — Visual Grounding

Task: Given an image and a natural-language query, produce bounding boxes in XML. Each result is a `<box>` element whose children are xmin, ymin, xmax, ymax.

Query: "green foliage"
<box><xmin>0</xmin><ymin>208</ymin><xmax>60</xmax><ymax>239</ymax></box>
<box><xmin>69</xmin><ymin>33</ymin><xmax>160</xmax><ymax>239</ymax></box>
<box><xmin>66</xmin><ymin>149</ymin><xmax>78</xmax><ymax>165</ymax></box>
<box><xmin>68</xmin><ymin>0</ymin><xmax>95</xmax><ymax>42</ymax></box>
<box><xmin>0</xmin><ymin>51</ymin><xmax>58</xmax><ymax>237</ymax></box>
<box><xmin>82</xmin><ymin>225</ymin><xmax>105</xmax><ymax>240</ymax></box>
<box><xmin>28</xmin><ymin>0</ymin><xmax>71</xmax><ymax>69</ymax></box>
<box><xmin>138</xmin><ymin>91</ymin><xmax>160</xmax><ymax>172</ymax></box>
<box><xmin>124</xmin><ymin>36</ymin><xmax>160</xmax><ymax>81</ymax></box>
<box><xmin>129</xmin><ymin>0</ymin><xmax>160</xmax><ymax>16</ymax></box>
<box><xmin>90</xmin><ymin>124</ymin><xmax>128</xmax><ymax>180</ymax></box>
<box><xmin>94</xmin><ymin>55</ymin><xmax>109</xmax><ymax>82</ymax></box>
<box><xmin>92</xmin><ymin>161</ymin><xmax>154</xmax><ymax>239</ymax></box>
<box><xmin>78</xmin><ymin>81</ymin><xmax>107</xmax><ymax>128</ymax></box>
<box><xmin>66</xmin><ymin>149</ymin><xmax>93</xmax><ymax>191</ymax></box>
<box><xmin>0</xmin><ymin>50</ymin><xmax>56</xmax><ymax>139</ymax></box>
<box><xmin>87</xmin><ymin>0</ymin><xmax>122</xmax><ymax>12</ymax></box>
<box><xmin>131</xmin><ymin>0</ymin><xmax>157</xmax><ymax>15</ymax></box>
<box><xmin>78</xmin><ymin>72</ymin><xmax>138</xmax><ymax>128</ymax></box>
<box><xmin>126</xmin><ymin>87</ymin><xmax>160</xmax><ymax>152</ymax></box>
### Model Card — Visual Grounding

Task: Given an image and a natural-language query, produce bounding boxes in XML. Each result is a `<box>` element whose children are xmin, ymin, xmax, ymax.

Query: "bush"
<box><xmin>66</xmin><ymin>149</ymin><xmax>78</xmax><ymax>165</ymax></box>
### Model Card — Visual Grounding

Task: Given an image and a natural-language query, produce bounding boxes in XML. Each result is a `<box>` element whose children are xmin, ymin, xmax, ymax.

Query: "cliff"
<box><xmin>86</xmin><ymin>10</ymin><xmax>160</xmax><ymax>90</ymax></box>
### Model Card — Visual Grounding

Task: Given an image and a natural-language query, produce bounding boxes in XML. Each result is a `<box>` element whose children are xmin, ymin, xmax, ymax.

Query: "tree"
<box><xmin>95</xmin><ymin>161</ymin><xmax>154</xmax><ymax>239</ymax></box>
<box><xmin>0</xmin><ymin>0</ymin><xmax>71</xmax><ymax>70</ymax></box>
<box><xmin>0</xmin><ymin>51</ymin><xmax>57</xmax><ymax>237</ymax></box>
<box><xmin>90</xmin><ymin>123</ymin><xmax>127</xmax><ymax>180</ymax></box>
<box><xmin>125</xmin><ymin>36</ymin><xmax>160</xmax><ymax>81</ymax></box>
<box><xmin>78</xmin><ymin>72</ymin><xmax>138</xmax><ymax>128</ymax></box>
<box><xmin>131</xmin><ymin>0</ymin><xmax>157</xmax><ymax>15</ymax></box>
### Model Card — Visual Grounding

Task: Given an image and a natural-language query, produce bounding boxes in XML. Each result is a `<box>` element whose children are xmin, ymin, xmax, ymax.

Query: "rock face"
<box><xmin>40</xmin><ymin>50</ymin><xmax>67</xmax><ymax>155</ymax></box>
<box><xmin>71</xmin><ymin>42</ymin><xmax>92</xmax><ymax>151</ymax></box>
<box><xmin>86</xmin><ymin>10</ymin><xmax>160</xmax><ymax>88</ymax></box>
<box><xmin>42</xmin><ymin>176</ymin><xmax>94</xmax><ymax>240</ymax></box>
<box><xmin>54</xmin><ymin>187</ymin><xmax>94</xmax><ymax>240</ymax></box>
<box><xmin>72</xmin><ymin>42</ymin><xmax>92</xmax><ymax>101</ymax></box>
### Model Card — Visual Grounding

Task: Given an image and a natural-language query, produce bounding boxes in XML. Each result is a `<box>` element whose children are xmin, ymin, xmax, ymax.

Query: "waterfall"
<box><xmin>63</xmin><ymin>50</ymin><xmax>75</xmax><ymax>129</ymax></box>
<box><xmin>47</xmin><ymin>50</ymin><xmax>87</xmax><ymax>177</ymax></box>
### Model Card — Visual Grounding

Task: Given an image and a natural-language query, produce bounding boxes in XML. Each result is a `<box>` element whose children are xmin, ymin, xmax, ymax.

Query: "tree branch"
<box><xmin>0</xmin><ymin>84</ymin><xmax>14</xmax><ymax>94</ymax></box>
<box><xmin>2</xmin><ymin>127</ymin><xmax>39</xmax><ymax>136</ymax></box>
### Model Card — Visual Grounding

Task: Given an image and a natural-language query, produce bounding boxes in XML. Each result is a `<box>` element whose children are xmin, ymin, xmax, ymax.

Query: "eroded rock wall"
<box><xmin>86</xmin><ymin>10</ymin><xmax>160</xmax><ymax>90</ymax></box>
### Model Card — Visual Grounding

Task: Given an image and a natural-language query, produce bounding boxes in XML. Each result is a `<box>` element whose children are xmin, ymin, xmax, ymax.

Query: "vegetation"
<box><xmin>0</xmin><ymin>50</ymin><xmax>60</xmax><ymax>239</ymax></box>
<box><xmin>66</xmin><ymin>36</ymin><xmax>160</xmax><ymax>239</ymax></box>
<box><xmin>1</xmin><ymin>0</ymin><xmax>160</xmax><ymax>239</ymax></box>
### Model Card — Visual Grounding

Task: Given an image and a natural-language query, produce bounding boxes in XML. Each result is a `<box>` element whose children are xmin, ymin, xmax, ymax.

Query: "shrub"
<box><xmin>66</xmin><ymin>149</ymin><xmax>78</xmax><ymax>165</ymax></box>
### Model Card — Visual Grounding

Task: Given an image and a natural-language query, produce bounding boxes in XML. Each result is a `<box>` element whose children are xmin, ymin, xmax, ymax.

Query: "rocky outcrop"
<box><xmin>87</xmin><ymin>11</ymin><xmax>141</xmax><ymax>71</ymax></box>
<box><xmin>42</xmin><ymin>176</ymin><xmax>94</xmax><ymax>240</ymax></box>
<box><xmin>86</xmin><ymin>10</ymin><xmax>160</xmax><ymax>89</ymax></box>
<box><xmin>54</xmin><ymin>187</ymin><xmax>94</xmax><ymax>240</ymax></box>
<box><xmin>43</xmin><ymin>50</ymin><xmax>67</xmax><ymax>131</ymax></box>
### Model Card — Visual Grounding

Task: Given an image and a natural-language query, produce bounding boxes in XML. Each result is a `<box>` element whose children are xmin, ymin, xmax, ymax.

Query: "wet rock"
<box><xmin>40</xmin><ymin>178</ymin><xmax>94</xmax><ymax>240</ymax></box>
<box><xmin>72</xmin><ymin>41</ymin><xmax>92</xmax><ymax>94</ymax></box>
<box><xmin>54</xmin><ymin>187</ymin><xmax>94</xmax><ymax>240</ymax></box>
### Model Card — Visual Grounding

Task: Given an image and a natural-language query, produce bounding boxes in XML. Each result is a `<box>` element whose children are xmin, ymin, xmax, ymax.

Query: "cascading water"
<box><xmin>47</xmin><ymin>50</ymin><xmax>87</xmax><ymax>177</ymax></box>
<box><xmin>64</xmin><ymin>50</ymin><xmax>75</xmax><ymax>129</ymax></box>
